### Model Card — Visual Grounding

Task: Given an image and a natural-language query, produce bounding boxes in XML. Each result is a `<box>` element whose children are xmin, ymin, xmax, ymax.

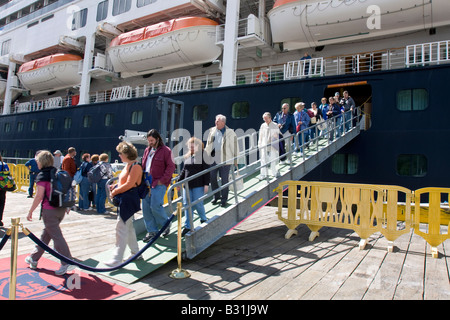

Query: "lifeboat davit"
<box><xmin>17</xmin><ymin>54</ymin><xmax>82</xmax><ymax>94</ymax></box>
<box><xmin>107</xmin><ymin>17</ymin><xmax>222</xmax><ymax>78</ymax></box>
<box><xmin>269</xmin><ymin>0</ymin><xmax>450</xmax><ymax>50</ymax></box>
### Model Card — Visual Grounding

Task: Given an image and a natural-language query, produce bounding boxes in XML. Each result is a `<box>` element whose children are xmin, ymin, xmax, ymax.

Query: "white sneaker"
<box><xmin>104</xmin><ymin>259</ymin><xmax>121</xmax><ymax>267</ymax></box>
<box><xmin>25</xmin><ymin>256</ymin><xmax>38</xmax><ymax>269</ymax></box>
<box><xmin>55</xmin><ymin>264</ymin><xmax>76</xmax><ymax>276</ymax></box>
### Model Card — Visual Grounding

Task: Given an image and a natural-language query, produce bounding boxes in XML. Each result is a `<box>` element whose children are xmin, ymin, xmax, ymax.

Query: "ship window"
<box><xmin>193</xmin><ymin>105</ymin><xmax>208</xmax><ymax>121</ymax></box>
<box><xmin>4</xmin><ymin>123</ymin><xmax>11</xmax><ymax>133</ymax></box>
<box><xmin>71</xmin><ymin>8</ymin><xmax>87</xmax><ymax>30</ymax></box>
<box><xmin>64</xmin><ymin>117</ymin><xmax>72</xmax><ymax>129</ymax></box>
<box><xmin>83</xmin><ymin>115</ymin><xmax>92</xmax><ymax>128</ymax></box>
<box><xmin>332</xmin><ymin>154</ymin><xmax>358</xmax><ymax>174</ymax></box>
<box><xmin>96</xmin><ymin>1</ymin><xmax>109</xmax><ymax>22</ymax></box>
<box><xmin>131</xmin><ymin>111</ymin><xmax>143</xmax><ymax>124</ymax></box>
<box><xmin>397</xmin><ymin>154</ymin><xmax>427</xmax><ymax>177</ymax></box>
<box><xmin>112</xmin><ymin>0</ymin><xmax>131</xmax><ymax>16</ymax></box>
<box><xmin>231</xmin><ymin>101</ymin><xmax>250</xmax><ymax>119</ymax></box>
<box><xmin>30</xmin><ymin>120</ymin><xmax>38</xmax><ymax>131</ymax></box>
<box><xmin>104</xmin><ymin>113</ymin><xmax>114</xmax><ymax>127</ymax></box>
<box><xmin>27</xmin><ymin>150</ymin><xmax>34</xmax><ymax>158</ymax></box>
<box><xmin>17</xmin><ymin>122</ymin><xmax>24</xmax><ymax>132</ymax></box>
<box><xmin>281</xmin><ymin>97</ymin><xmax>303</xmax><ymax>113</ymax></box>
<box><xmin>397</xmin><ymin>89</ymin><xmax>428</xmax><ymax>111</ymax></box>
<box><xmin>41</xmin><ymin>14</ymin><xmax>54</xmax><ymax>23</ymax></box>
<box><xmin>47</xmin><ymin>119</ymin><xmax>54</xmax><ymax>131</ymax></box>
<box><xmin>137</xmin><ymin>0</ymin><xmax>156</xmax><ymax>8</ymax></box>
<box><xmin>27</xmin><ymin>21</ymin><xmax>39</xmax><ymax>28</ymax></box>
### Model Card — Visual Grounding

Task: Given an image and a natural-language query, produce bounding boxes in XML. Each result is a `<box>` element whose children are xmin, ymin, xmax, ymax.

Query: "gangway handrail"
<box><xmin>167</xmin><ymin>107</ymin><xmax>361</xmax><ymax>234</ymax></box>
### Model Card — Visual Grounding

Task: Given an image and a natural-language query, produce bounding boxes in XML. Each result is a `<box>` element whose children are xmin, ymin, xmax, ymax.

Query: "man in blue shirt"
<box><xmin>274</xmin><ymin>103</ymin><xmax>296</xmax><ymax>163</ymax></box>
<box><xmin>25</xmin><ymin>151</ymin><xmax>41</xmax><ymax>198</ymax></box>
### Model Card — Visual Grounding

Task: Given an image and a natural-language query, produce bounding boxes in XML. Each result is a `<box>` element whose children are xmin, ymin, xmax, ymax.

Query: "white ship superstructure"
<box><xmin>1</xmin><ymin>0</ymin><xmax>450</xmax><ymax>114</ymax></box>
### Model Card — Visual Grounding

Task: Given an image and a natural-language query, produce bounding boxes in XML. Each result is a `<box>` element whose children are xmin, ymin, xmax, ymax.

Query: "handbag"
<box><xmin>0</xmin><ymin>163</ymin><xmax>17</xmax><ymax>192</ymax></box>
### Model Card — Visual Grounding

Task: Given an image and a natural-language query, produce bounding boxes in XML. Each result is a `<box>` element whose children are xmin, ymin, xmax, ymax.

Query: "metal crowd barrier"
<box><xmin>276</xmin><ymin>181</ymin><xmax>450</xmax><ymax>258</ymax></box>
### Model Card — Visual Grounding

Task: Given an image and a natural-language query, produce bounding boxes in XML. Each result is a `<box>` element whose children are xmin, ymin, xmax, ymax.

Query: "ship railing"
<box><xmin>406</xmin><ymin>40</ymin><xmax>450</xmax><ymax>67</ymax></box>
<box><xmin>166</xmin><ymin>107</ymin><xmax>361</xmax><ymax>237</ymax></box>
<box><xmin>84</xmin><ymin>40</ymin><xmax>441</xmax><ymax>104</ymax></box>
<box><xmin>284</xmin><ymin>57</ymin><xmax>324</xmax><ymax>80</ymax></box>
<box><xmin>12</xmin><ymin>95</ymin><xmax>74</xmax><ymax>113</ymax></box>
<box><xmin>165</xmin><ymin>76</ymin><xmax>192</xmax><ymax>94</ymax></box>
<box><xmin>323</xmin><ymin>48</ymin><xmax>406</xmax><ymax>76</ymax></box>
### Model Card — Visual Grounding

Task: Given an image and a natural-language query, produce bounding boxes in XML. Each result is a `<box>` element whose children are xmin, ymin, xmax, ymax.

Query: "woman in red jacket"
<box><xmin>141</xmin><ymin>129</ymin><xmax>175</xmax><ymax>243</ymax></box>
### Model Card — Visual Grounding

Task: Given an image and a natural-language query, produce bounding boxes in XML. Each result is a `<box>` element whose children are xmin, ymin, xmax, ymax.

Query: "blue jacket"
<box><xmin>273</xmin><ymin>111</ymin><xmax>296</xmax><ymax>134</ymax></box>
<box><xmin>25</xmin><ymin>158</ymin><xmax>39</xmax><ymax>174</ymax></box>
<box><xmin>294</xmin><ymin>109</ymin><xmax>310</xmax><ymax>132</ymax></box>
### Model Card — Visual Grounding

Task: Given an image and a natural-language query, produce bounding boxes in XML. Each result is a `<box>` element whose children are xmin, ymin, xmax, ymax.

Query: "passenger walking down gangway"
<box><xmin>167</xmin><ymin>108</ymin><xmax>362</xmax><ymax>259</ymax></box>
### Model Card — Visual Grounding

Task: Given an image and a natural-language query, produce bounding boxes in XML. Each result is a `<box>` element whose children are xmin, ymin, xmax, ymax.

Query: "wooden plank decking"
<box><xmin>0</xmin><ymin>191</ymin><xmax>449</xmax><ymax>300</ymax></box>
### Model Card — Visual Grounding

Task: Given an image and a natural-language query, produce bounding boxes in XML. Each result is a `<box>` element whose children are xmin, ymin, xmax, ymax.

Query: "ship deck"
<box><xmin>1</xmin><ymin>191</ymin><xmax>449</xmax><ymax>300</ymax></box>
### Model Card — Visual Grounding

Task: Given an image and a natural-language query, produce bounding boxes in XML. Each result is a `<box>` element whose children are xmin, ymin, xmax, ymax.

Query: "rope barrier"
<box><xmin>22</xmin><ymin>214</ymin><xmax>176</xmax><ymax>273</ymax></box>
<box><xmin>0</xmin><ymin>230</ymin><xmax>11</xmax><ymax>251</ymax></box>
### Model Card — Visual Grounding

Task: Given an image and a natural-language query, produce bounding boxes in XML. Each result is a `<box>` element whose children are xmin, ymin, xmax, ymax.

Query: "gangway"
<box><xmin>167</xmin><ymin>110</ymin><xmax>362</xmax><ymax>259</ymax></box>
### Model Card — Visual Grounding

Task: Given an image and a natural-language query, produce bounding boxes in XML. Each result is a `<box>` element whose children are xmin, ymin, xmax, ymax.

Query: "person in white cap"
<box><xmin>53</xmin><ymin>150</ymin><xmax>62</xmax><ymax>169</ymax></box>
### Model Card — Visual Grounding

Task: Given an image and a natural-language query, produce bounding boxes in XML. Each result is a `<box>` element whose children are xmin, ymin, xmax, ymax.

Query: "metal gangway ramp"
<box><xmin>168</xmin><ymin>110</ymin><xmax>363</xmax><ymax>259</ymax></box>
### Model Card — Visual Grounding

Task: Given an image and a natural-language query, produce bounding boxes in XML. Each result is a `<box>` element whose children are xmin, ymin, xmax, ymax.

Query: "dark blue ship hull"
<box><xmin>1</xmin><ymin>64</ymin><xmax>448</xmax><ymax>190</ymax></box>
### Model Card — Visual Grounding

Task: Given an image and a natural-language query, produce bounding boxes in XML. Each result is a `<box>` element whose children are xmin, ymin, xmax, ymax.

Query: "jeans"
<box><xmin>210</xmin><ymin>165</ymin><xmax>231</xmax><ymax>204</ymax></box>
<box><xmin>96</xmin><ymin>179</ymin><xmax>107</xmax><ymax>213</ymax></box>
<box><xmin>183</xmin><ymin>187</ymin><xmax>207</xmax><ymax>230</ymax></box>
<box><xmin>79</xmin><ymin>177</ymin><xmax>91</xmax><ymax>209</ymax></box>
<box><xmin>28</xmin><ymin>172</ymin><xmax>37</xmax><ymax>197</ymax></box>
<box><xmin>142</xmin><ymin>184</ymin><xmax>169</xmax><ymax>233</ymax></box>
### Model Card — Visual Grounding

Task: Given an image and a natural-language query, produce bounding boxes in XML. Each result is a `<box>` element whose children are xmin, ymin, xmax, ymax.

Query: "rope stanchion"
<box><xmin>22</xmin><ymin>214</ymin><xmax>176</xmax><ymax>273</ymax></box>
<box><xmin>0</xmin><ymin>229</ymin><xmax>11</xmax><ymax>251</ymax></box>
<box><xmin>169</xmin><ymin>202</ymin><xmax>190</xmax><ymax>279</ymax></box>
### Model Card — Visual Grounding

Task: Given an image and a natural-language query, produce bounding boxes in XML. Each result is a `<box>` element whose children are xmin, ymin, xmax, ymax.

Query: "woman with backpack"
<box><xmin>105</xmin><ymin>142</ymin><xmax>143</xmax><ymax>267</ymax></box>
<box><xmin>25</xmin><ymin>150</ymin><xmax>75</xmax><ymax>275</ymax></box>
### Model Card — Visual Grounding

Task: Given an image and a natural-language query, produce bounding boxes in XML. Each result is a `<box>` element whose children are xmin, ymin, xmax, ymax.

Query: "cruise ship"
<box><xmin>1</xmin><ymin>0</ymin><xmax>450</xmax><ymax>190</ymax></box>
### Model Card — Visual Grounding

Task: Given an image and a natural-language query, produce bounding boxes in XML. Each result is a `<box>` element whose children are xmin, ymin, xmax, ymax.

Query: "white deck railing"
<box><xmin>406</xmin><ymin>40</ymin><xmax>450</xmax><ymax>67</ymax></box>
<box><xmin>8</xmin><ymin>39</ymin><xmax>450</xmax><ymax>112</ymax></box>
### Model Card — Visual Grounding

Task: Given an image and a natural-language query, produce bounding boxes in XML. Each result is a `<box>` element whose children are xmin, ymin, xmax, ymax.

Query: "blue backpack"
<box><xmin>48</xmin><ymin>168</ymin><xmax>76</xmax><ymax>208</ymax></box>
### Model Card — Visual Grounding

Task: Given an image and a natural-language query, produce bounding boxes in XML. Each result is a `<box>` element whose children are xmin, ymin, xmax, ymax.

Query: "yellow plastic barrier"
<box><xmin>277</xmin><ymin>181</ymin><xmax>450</xmax><ymax>258</ymax></box>
<box><xmin>413</xmin><ymin>188</ymin><xmax>450</xmax><ymax>258</ymax></box>
<box><xmin>8</xmin><ymin>164</ymin><xmax>32</xmax><ymax>193</ymax></box>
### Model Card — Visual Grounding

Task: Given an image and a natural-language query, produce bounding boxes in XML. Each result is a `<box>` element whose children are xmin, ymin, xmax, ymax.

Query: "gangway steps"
<box><xmin>90</xmin><ymin>126</ymin><xmax>361</xmax><ymax>281</ymax></box>
<box><xmin>185</xmin><ymin>127</ymin><xmax>361</xmax><ymax>259</ymax></box>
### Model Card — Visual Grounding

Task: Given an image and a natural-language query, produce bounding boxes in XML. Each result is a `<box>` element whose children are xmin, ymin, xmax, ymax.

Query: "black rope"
<box><xmin>25</xmin><ymin>215</ymin><xmax>175</xmax><ymax>273</ymax></box>
<box><xmin>0</xmin><ymin>231</ymin><xmax>10</xmax><ymax>251</ymax></box>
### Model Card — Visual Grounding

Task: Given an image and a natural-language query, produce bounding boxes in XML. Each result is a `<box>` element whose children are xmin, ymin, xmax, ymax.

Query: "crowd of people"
<box><xmin>0</xmin><ymin>90</ymin><xmax>357</xmax><ymax>274</ymax></box>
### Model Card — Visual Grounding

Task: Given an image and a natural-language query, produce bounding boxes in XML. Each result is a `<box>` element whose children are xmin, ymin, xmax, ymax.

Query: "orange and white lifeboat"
<box><xmin>268</xmin><ymin>0</ymin><xmax>449</xmax><ymax>51</ymax></box>
<box><xmin>107</xmin><ymin>17</ymin><xmax>222</xmax><ymax>78</ymax></box>
<box><xmin>17</xmin><ymin>54</ymin><xmax>82</xmax><ymax>94</ymax></box>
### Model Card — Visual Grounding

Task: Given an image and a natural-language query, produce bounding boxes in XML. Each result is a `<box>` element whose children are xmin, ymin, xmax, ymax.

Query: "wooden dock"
<box><xmin>0</xmin><ymin>191</ymin><xmax>449</xmax><ymax>300</ymax></box>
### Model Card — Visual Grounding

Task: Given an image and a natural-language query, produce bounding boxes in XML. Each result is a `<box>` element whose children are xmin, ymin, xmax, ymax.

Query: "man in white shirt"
<box><xmin>258</xmin><ymin>112</ymin><xmax>280</xmax><ymax>179</ymax></box>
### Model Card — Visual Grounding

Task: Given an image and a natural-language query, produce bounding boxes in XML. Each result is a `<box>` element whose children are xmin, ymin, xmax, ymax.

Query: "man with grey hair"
<box><xmin>258</xmin><ymin>112</ymin><xmax>280</xmax><ymax>179</ymax></box>
<box><xmin>205</xmin><ymin>114</ymin><xmax>238</xmax><ymax>207</ymax></box>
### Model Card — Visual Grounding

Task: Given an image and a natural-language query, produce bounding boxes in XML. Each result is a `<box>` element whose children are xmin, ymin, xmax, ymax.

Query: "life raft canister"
<box><xmin>256</xmin><ymin>72</ymin><xmax>268</xmax><ymax>83</ymax></box>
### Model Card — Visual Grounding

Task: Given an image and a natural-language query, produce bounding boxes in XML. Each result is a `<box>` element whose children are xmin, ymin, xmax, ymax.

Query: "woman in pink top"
<box><xmin>25</xmin><ymin>150</ymin><xmax>75</xmax><ymax>276</ymax></box>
